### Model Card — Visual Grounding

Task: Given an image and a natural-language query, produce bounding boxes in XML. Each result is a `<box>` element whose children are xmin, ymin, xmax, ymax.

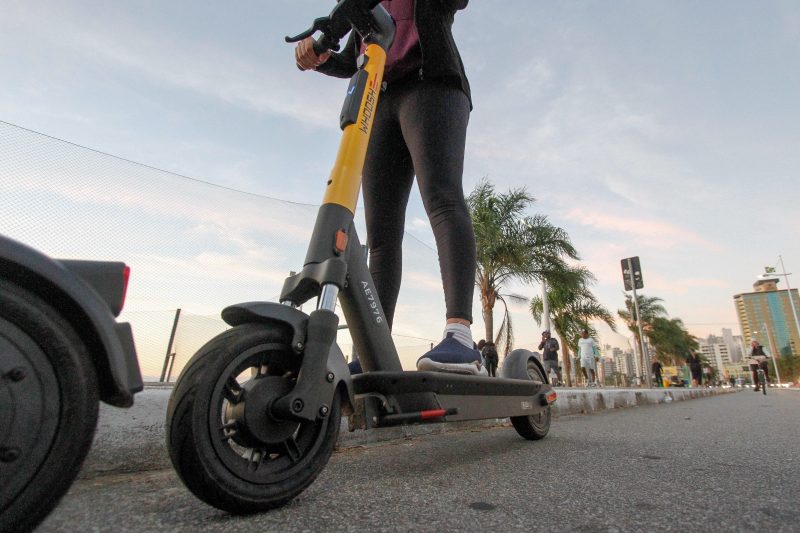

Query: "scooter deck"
<box><xmin>351</xmin><ymin>371</ymin><xmax>554</xmax><ymax>427</ymax></box>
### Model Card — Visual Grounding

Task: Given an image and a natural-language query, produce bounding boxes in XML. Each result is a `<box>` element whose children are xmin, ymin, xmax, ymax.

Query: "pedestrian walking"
<box><xmin>651</xmin><ymin>359</ymin><xmax>663</xmax><ymax>388</ymax></box>
<box><xmin>538</xmin><ymin>330</ymin><xmax>561</xmax><ymax>385</ymax></box>
<box><xmin>577</xmin><ymin>329</ymin><xmax>597</xmax><ymax>387</ymax></box>
<box><xmin>481</xmin><ymin>341</ymin><xmax>499</xmax><ymax>377</ymax></box>
<box><xmin>686</xmin><ymin>349</ymin><xmax>702</xmax><ymax>387</ymax></box>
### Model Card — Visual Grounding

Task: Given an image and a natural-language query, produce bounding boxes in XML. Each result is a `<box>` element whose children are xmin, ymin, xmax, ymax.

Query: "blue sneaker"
<box><xmin>416</xmin><ymin>333</ymin><xmax>488</xmax><ymax>376</ymax></box>
<box><xmin>348</xmin><ymin>359</ymin><xmax>362</xmax><ymax>375</ymax></box>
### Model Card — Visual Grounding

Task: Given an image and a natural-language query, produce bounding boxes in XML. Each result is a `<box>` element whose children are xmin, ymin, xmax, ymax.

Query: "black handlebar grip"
<box><xmin>313</xmin><ymin>36</ymin><xmax>332</xmax><ymax>56</ymax></box>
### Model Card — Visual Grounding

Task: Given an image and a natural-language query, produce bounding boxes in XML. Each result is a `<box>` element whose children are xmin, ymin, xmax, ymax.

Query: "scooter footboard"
<box><xmin>351</xmin><ymin>371</ymin><xmax>554</xmax><ymax>427</ymax></box>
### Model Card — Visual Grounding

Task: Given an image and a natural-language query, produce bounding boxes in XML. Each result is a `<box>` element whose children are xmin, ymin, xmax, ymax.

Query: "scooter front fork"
<box><xmin>272</xmin><ymin>284</ymin><xmax>341</xmax><ymax>422</ymax></box>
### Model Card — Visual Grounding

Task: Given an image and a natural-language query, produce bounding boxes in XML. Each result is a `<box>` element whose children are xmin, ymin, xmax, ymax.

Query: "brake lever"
<box><xmin>285</xmin><ymin>17</ymin><xmax>330</xmax><ymax>44</ymax></box>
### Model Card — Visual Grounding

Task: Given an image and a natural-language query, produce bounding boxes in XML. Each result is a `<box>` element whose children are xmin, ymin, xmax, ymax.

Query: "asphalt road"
<box><xmin>39</xmin><ymin>389</ymin><xmax>799</xmax><ymax>532</ymax></box>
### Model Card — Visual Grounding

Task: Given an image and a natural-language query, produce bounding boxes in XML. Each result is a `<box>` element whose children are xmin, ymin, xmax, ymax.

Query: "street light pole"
<box><xmin>542</xmin><ymin>280</ymin><xmax>551</xmax><ymax>332</ymax></box>
<box><xmin>777</xmin><ymin>255</ymin><xmax>800</xmax><ymax>354</ymax></box>
<box><xmin>627</xmin><ymin>258</ymin><xmax>652</xmax><ymax>388</ymax></box>
<box><xmin>762</xmin><ymin>322</ymin><xmax>782</xmax><ymax>385</ymax></box>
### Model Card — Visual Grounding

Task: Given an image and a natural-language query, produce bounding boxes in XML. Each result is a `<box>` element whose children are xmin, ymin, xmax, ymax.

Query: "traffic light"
<box><xmin>621</xmin><ymin>256</ymin><xmax>643</xmax><ymax>290</ymax></box>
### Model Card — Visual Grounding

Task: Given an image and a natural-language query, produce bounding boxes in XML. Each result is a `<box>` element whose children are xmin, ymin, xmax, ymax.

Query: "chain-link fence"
<box><xmin>1</xmin><ymin>120</ymin><xmax>450</xmax><ymax>381</ymax></box>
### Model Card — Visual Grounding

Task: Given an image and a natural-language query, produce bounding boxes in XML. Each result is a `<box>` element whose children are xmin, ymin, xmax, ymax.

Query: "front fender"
<box><xmin>222</xmin><ymin>302</ymin><xmax>355</xmax><ymax>414</ymax></box>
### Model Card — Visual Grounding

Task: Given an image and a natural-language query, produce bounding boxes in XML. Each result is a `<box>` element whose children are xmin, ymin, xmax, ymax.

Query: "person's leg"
<box><xmin>361</xmin><ymin>91</ymin><xmax>415</xmax><ymax>330</ymax></box>
<box><xmin>545</xmin><ymin>361</ymin><xmax>557</xmax><ymax>383</ymax></box>
<box><xmin>750</xmin><ymin>364</ymin><xmax>759</xmax><ymax>390</ymax></box>
<box><xmin>760</xmin><ymin>361</ymin><xmax>770</xmax><ymax>384</ymax></box>
<box><xmin>397</xmin><ymin>81</ymin><xmax>474</xmax><ymax>325</ymax></box>
<box><xmin>398</xmin><ymin>81</ymin><xmax>483</xmax><ymax>374</ymax></box>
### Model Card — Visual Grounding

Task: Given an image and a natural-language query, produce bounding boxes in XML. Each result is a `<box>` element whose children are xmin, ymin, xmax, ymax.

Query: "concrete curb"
<box><xmin>79</xmin><ymin>384</ymin><xmax>735</xmax><ymax>479</ymax></box>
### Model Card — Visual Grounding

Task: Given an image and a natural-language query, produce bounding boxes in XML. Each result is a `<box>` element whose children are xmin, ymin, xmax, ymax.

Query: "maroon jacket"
<box><xmin>316</xmin><ymin>0</ymin><xmax>472</xmax><ymax>107</ymax></box>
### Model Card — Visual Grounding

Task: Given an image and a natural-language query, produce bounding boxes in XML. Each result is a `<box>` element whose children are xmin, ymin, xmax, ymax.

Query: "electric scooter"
<box><xmin>0</xmin><ymin>234</ymin><xmax>142</xmax><ymax>532</ymax></box>
<box><xmin>165</xmin><ymin>0</ymin><xmax>555</xmax><ymax>514</ymax></box>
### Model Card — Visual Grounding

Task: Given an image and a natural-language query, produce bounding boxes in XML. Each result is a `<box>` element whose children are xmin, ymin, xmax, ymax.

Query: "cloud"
<box><xmin>409</xmin><ymin>217</ymin><xmax>430</xmax><ymax>230</ymax></box>
<box><xmin>563</xmin><ymin>209</ymin><xmax>713</xmax><ymax>249</ymax></box>
<box><xmin>1</xmin><ymin>2</ymin><xmax>341</xmax><ymax>129</ymax></box>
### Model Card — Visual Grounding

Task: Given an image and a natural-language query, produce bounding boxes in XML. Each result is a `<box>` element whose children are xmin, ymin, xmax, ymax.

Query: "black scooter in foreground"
<box><xmin>166</xmin><ymin>0</ymin><xmax>555</xmax><ymax>514</ymax></box>
<box><xmin>0</xmin><ymin>235</ymin><xmax>142</xmax><ymax>532</ymax></box>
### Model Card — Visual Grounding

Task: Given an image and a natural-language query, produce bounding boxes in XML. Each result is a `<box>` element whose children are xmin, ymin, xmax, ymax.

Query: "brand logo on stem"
<box><xmin>358</xmin><ymin>78</ymin><xmax>378</xmax><ymax>134</ymax></box>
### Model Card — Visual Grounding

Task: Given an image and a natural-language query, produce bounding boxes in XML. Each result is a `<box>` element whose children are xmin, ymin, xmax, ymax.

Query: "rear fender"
<box><xmin>0</xmin><ymin>235</ymin><xmax>142</xmax><ymax>407</ymax></box>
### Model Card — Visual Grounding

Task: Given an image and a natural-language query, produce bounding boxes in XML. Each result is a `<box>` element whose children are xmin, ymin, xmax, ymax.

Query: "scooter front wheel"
<box><xmin>166</xmin><ymin>323</ymin><xmax>340</xmax><ymax>514</ymax></box>
<box><xmin>510</xmin><ymin>358</ymin><xmax>551</xmax><ymax>440</ymax></box>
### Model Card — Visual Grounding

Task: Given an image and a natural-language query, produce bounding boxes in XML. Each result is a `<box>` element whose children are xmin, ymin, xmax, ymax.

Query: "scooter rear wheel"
<box><xmin>510</xmin><ymin>358</ymin><xmax>551</xmax><ymax>440</ymax></box>
<box><xmin>0</xmin><ymin>280</ymin><xmax>99</xmax><ymax>533</ymax></box>
<box><xmin>166</xmin><ymin>323</ymin><xmax>340</xmax><ymax>514</ymax></box>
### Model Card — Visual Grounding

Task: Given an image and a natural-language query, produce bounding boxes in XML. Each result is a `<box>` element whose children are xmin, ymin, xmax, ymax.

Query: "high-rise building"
<box><xmin>721</xmin><ymin>328</ymin><xmax>743</xmax><ymax>363</ymax></box>
<box><xmin>613</xmin><ymin>349</ymin><xmax>636</xmax><ymax>377</ymax></box>
<box><xmin>733</xmin><ymin>277</ymin><xmax>800</xmax><ymax>357</ymax></box>
<box><xmin>698</xmin><ymin>337</ymin><xmax>731</xmax><ymax>375</ymax></box>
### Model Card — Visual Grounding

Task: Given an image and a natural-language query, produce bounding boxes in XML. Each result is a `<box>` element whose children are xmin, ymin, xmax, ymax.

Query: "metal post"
<box><xmin>160</xmin><ymin>308</ymin><xmax>181</xmax><ymax>382</ymax></box>
<box><xmin>627</xmin><ymin>259</ymin><xmax>652</xmax><ymax>388</ymax></box>
<box><xmin>778</xmin><ymin>255</ymin><xmax>800</xmax><ymax>354</ymax></box>
<box><xmin>542</xmin><ymin>280</ymin><xmax>551</xmax><ymax>332</ymax></box>
<box><xmin>763</xmin><ymin>322</ymin><xmax>782</xmax><ymax>385</ymax></box>
<box><xmin>165</xmin><ymin>353</ymin><xmax>176</xmax><ymax>383</ymax></box>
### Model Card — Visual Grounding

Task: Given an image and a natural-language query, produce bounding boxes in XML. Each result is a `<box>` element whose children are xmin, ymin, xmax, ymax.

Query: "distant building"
<box><xmin>613</xmin><ymin>349</ymin><xmax>636</xmax><ymax>377</ymax></box>
<box><xmin>601</xmin><ymin>358</ymin><xmax>615</xmax><ymax>379</ymax></box>
<box><xmin>697</xmin><ymin>337</ymin><xmax>731</xmax><ymax>376</ymax></box>
<box><xmin>733</xmin><ymin>277</ymin><xmax>800</xmax><ymax>357</ymax></box>
<box><xmin>721</xmin><ymin>328</ymin><xmax>743</xmax><ymax>363</ymax></box>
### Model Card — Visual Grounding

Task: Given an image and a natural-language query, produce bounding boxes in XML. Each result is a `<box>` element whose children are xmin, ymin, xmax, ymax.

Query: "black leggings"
<box><xmin>362</xmin><ymin>79</ymin><xmax>474</xmax><ymax>328</ymax></box>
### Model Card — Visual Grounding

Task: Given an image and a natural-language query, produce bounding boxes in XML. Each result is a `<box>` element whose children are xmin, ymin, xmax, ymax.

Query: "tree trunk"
<box><xmin>482</xmin><ymin>304</ymin><xmax>494</xmax><ymax>344</ymax></box>
<box><xmin>562</xmin><ymin>344</ymin><xmax>572</xmax><ymax>387</ymax></box>
<box><xmin>481</xmin><ymin>284</ymin><xmax>495</xmax><ymax>343</ymax></box>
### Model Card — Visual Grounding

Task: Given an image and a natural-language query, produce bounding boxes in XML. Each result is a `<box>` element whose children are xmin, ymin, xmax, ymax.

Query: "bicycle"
<box><xmin>757</xmin><ymin>367</ymin><xmax>767</xmax><ymax>395</ymax></box>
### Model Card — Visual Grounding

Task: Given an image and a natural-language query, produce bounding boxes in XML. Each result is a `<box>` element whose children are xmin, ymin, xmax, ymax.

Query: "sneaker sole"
<box><xmin>416</xmin><ymin>358</ymin><xmax>489</xmax><ymax>376</ymax></box>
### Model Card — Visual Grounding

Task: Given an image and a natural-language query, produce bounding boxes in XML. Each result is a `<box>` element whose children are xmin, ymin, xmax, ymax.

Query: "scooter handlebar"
<box><xmin>285</xmin><ymin>0</ymin><xmax>386</xmax><ymax>55</ymax></box>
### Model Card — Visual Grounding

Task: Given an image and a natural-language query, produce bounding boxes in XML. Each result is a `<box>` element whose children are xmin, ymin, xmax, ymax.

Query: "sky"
<box><xmin>1</xmin><ymin>0</ymin><xmax>799</xmax><ymax>375</ymax></box>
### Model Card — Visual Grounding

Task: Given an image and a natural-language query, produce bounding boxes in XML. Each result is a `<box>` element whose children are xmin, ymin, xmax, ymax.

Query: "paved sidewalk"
<box><xmin>80</xmin><ymin>384</ymin><xmax>734</xmax><ymax>478</ymax></box>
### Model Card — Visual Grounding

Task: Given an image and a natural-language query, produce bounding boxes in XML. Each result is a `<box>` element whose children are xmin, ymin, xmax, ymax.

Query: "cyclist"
<box><xmin>295</xmin><ymin>0</ymin><xmax>484</xmax><ymax>375</ymax></box>
<box><xmin>748</xmin><ymin>340</ymin><xmax>770</xmax><ymax>392</ymax></box>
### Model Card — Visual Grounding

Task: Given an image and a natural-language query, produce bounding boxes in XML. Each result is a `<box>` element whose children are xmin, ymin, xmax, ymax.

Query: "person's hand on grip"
<box><xmin>295</xmin><ymin>36</ymin><xmax>331</xmax><ymax>70</ymax></box>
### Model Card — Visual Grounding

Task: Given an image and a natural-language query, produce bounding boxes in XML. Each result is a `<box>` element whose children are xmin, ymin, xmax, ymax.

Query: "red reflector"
<box><xmin>546</xmin><ymin>391</ymin><xmax>558</xmax><ymax>404</ymax></box>
<box><xmin>419</xmin><ymin>409</ymin><xmax>447</xmax><ymax>420</ymax></box>
<box><xmin>334</xmin><ymin>230</ymin><xmax>348</xmax><ymax>254</ymax></box>
<box><xmin>120</xmin><ymin>265</ymin><xmax>131</xmax><ymax>311</ymax></box>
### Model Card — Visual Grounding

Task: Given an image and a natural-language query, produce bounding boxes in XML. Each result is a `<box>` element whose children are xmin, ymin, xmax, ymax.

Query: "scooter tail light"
<box><xmin>120</xmin><ymin>265</ymin><xmax>131</xmax><ymax>311</ymax></box>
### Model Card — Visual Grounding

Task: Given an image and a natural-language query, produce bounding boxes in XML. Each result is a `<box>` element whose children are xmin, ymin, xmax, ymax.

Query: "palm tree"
<box><xmin>647</xmin><ymin>316</ymin><xmax>698</xmax><ymax>365</ymax></box>
<box><xmin>468</xmin><ymin>179</ymin><xmax>578</xmax><ymax>354</ymax></box>
<box><xmin>531</xmin><ymin>266</ymin><xmax>617</xmax><ymax>386</ymax></box>
<box><xmin>618</xmin><ymin>294</ymin><xmax>667</xmax><ymax>381</ymax></box>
